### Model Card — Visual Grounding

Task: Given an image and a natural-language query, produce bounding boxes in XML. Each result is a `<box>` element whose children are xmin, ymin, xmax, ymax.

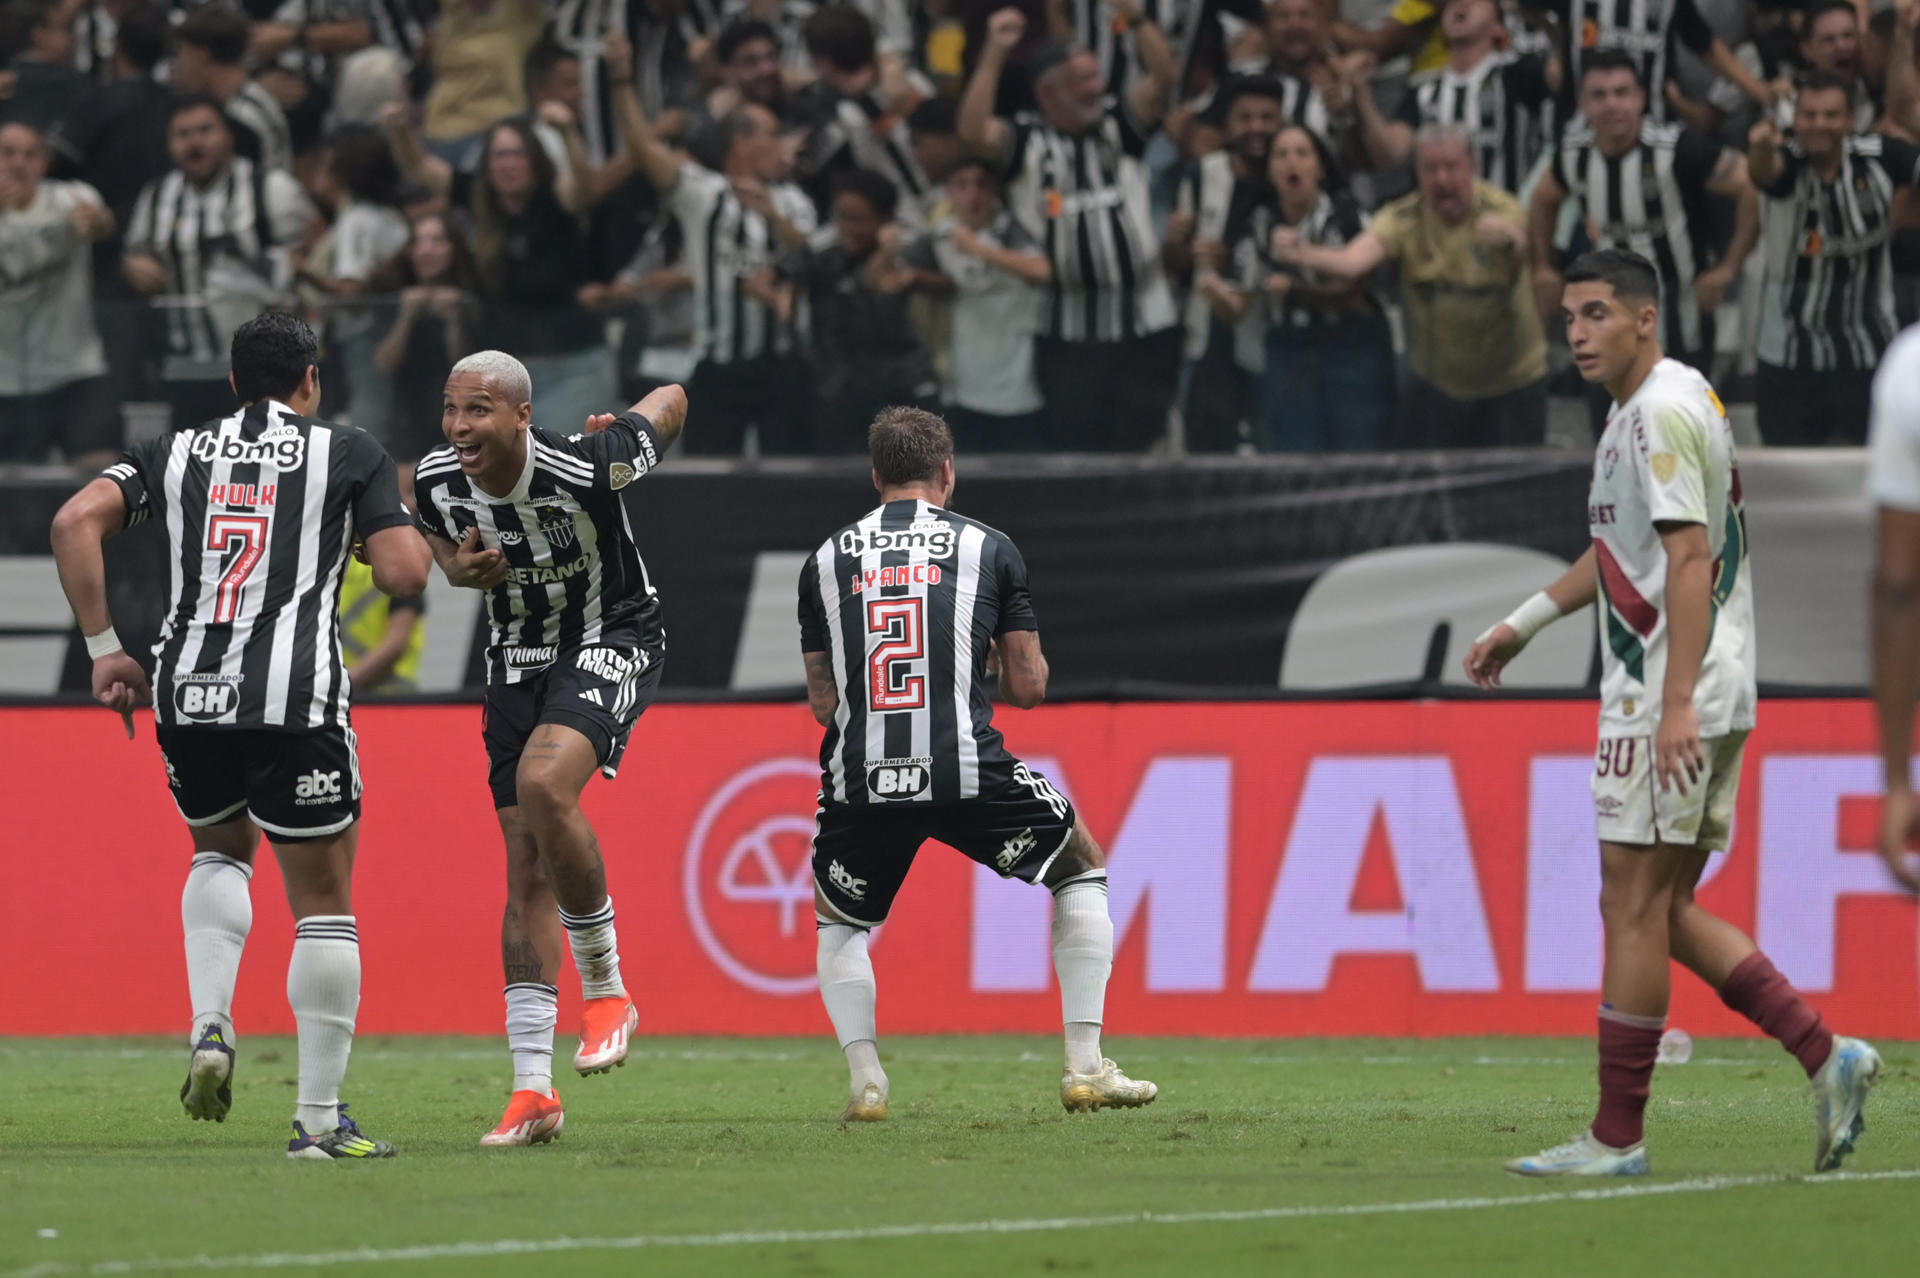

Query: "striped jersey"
<box><xmin>226</xmin><ymin>80</ymin><xmax>295</xmax><ymax>173</ymax></box>
<box><xmin>413</xmin><ymin>412</ymin><xmax>667</xmax><ymax>685</ymax></box>
<box><xmin>1173</xmin><ymin>150</ymin><xmax>1267</xmax><ymax>360</ymax></box>
<box><xmin>1223</xmin><ymin>61</ymin><xmax>1339</xmax><ymax>165</ymax></box>
<box><xmin>100</xmin><ymin>400</ymin><xmax>412</xmax><ymax>729</ymax></box>
<box><xmin>553</xmin><ymin>0</ymin><xmax>695</xmax><ymax>165</ymax></box>
<box><xmin>1563</xmin><ymin>0</ymin><xmax>1716</xmax><ymax>126</ymax></box>
<box><xmin>801</xmin><ymin>88</ymin><xmax>936</xmax><ymax>228</ymax></box>
<box><xmin>1071</xmin><ymin>0</ymin><xmax>1196</xmax><ymax>104</ymax></box>
<box><xmin>1588</xmin><ymin>358</ymin><xmax>1755</xmax><ymax>736</ymax></box>
<box><xmin>798</xmin><ymin>499</ymin><xmax>1036</xmax><ymax>806</ymax></box>
<box><xmin>1002</xmin><ymin>105</ymin><xmax>1177</xmax><ymax>342</ymax></box>
<box><xmin>1755</xmin><ymin>133</ymin><xmax>1920</xmax><ymax>372</ymax></box>
<box><xmin>124</xmin><ymin>160</ymin><xmax>312</xmax><ymax>375</ymax></box>
<box><xmin>1397</xmin><ymin>50</ymin><xmax>1554</xmax><ymax>193</ymax></box>
<box><xmin>667</xmin><ymin>163</ymin><xmax>817</xmax><ymax>365</ymax></box>
<box><xmin>1553</xmin><ymin>119</ymin><xmax>1723</xmax><ymax>357</ymax></box>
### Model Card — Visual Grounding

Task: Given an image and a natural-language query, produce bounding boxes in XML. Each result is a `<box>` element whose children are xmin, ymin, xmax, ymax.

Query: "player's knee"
<box><xmin>513</xmin><ymin>762</ymin><xmax>575</xmax><ymax>826</ymax></box>
<box><xmin>1598</xmin><ymin>877</ymin><xmax>1670</xmax><ymax>934</ymax></box>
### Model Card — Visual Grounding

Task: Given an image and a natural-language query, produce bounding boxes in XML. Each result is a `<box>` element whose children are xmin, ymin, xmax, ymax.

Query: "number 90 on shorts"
<box><xmin>1591</xmin><ymin>730</ymin><xmax>1749</xmax><ymax>851</ymax></box>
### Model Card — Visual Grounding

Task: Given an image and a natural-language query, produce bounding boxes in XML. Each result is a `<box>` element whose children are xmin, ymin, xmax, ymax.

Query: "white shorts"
<box><xmin>1591</xmin><ymin>730</ymin><xmax>1748</xmax><ymax>850</ymax></box>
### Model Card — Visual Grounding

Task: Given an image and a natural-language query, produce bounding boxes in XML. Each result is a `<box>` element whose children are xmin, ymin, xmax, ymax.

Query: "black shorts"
<box><xmin>483</xmin><ymin>641</ymin><xmax>664</xmax><ymax>809</ymax></box>
<box><xmin>155</xmin><ymin>725</ymin><xmax>361</xmax><ymax>841</ymax></box>
<box><xmin>812</xmin><ymin>762</ymin><xmax>1076</xmax><ymax>926</ymax></box>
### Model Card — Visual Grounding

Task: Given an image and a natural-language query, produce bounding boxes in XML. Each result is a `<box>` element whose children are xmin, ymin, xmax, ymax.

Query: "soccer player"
<box><xmin>1464</xmin><ymin>249</ymin><xmax>1880</xmax><ymax>1177</ymax></box>
<box><xmin>1867</xmin><ymin>322</ymin><xmax>1920</xmax><ymax>893</ymax></box>
<box><xmin>48</xmin><ymin>311</ymin><xmax>430</xmax><ymax>1160</ymax></box>
<box><xmin>412</xmin><ymin>352</ymin><xmax>685</xmax><ymax>1147</ymax></box>
<box><xmin>798</xmin><ymin>407</ymin><xmax>1157</xmax><ymax>1122</ymax></box>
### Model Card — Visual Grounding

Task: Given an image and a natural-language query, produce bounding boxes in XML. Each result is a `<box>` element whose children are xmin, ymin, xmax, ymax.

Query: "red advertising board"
<box><xmin>2</xmin><ymin>702</ymin><xmax>1914</xmax><ymax>1039</ymax></box>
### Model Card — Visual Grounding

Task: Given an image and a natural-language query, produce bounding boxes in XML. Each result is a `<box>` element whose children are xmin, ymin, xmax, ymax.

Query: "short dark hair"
<box><xmin>908</xmin><ymin>95</ymin><xmax>957</xmax><ymax>137</ymax></box>
<box><xmin>1805</xmin><ymin>0</ymin><xmax>1859</xmax><ymax>31</ymax></box>
<box><xmin>835</xmin><ymin>167</ymin><xmax>898</xmax><ymax>220</ymax></box>
<box><xmin>1217</xmin><ymin>74</ymin><xmax>1289</xmax><ymax>117</ymax></box>
<box><xmin>0</xmin><ymin>0</ymin><xmax>55</xmax><ymax>63</ymax></box>
<box><xmin>168</xmin><ymin>92</ymin><xmax>230</xmax><ymax>128</ymax></box>
<box><xmin>522</xmin><ymin>38</ymin><xmax>576</xmax><ymax>95</ymax></box>
<box><xmin>1797</xmin><ymin>68</ymin><xmax>1855</xmax><ymax>100</ymax></box>
<box><xmin>803</xmin><ymin>3</ymin><xmax>875</xmax><ymax>72</ymax></box>
<box><xmin>327</xmin><ymin>122</ymin><xmax>401</xmax><ymax>206</ymax></box>
<box><xmin>174</xmin><ymin>5</ymin><xmax>250</xmax><ymax>65</ymax></box>
<box><xmin>1579</xmin><ymin>47</ymin><xmax>1644</xmax><ymax>91</ymax></box>
<box><xmin>115</xmin><ymin>2</ymin><xmax>169</xmax><ymax>74</ymax></box>
<box><xmin>690</xmin><ymin>110</ymin><xmax>763</xmax><ymax>172</ymax></box>
<box><xmin>1564</xmin><ymin>248</ymin><xmax>1660</xmax><ymax>307</ymax></box>
<box><xmin>948</xmin><ymin>153</ymin><xmax>998</xmax><ymax>184</ymax></box>
<box><xmin>869</xmin><ymin>406</ymin><xmax>953</xmax><ymax>486</ymax></box>
<box><xmin>230</xmin><ymin>311</ymin><xmax>319</xmax><ymax>405</ymax></box>
<box><xmin>1871</xmin><ymin>7</ymin><xmax>1898</xmax><ymax>39</ymax></box>
<box><xmin>717</xmin><ymin>18</ymin><xmax>778</xmax><ymax>64</ymax></box>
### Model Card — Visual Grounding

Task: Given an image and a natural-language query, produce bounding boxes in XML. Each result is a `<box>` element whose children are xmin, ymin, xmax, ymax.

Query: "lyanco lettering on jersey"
<box><xmin>850</xmin><ymin>563</ymin><xmax>944</xmax><ymax>593</ymax></box>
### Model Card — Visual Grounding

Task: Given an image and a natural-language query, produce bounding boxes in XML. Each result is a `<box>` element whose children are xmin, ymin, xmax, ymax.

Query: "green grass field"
<box><xmin>2</xmin><ymin>1036</ymin><xmax>1917</xmax><ymax>1277</ymax></box>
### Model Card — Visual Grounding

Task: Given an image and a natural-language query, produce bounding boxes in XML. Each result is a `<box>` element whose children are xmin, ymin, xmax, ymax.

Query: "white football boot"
<box><xmin>1505</xmin><ymin>1131</ymin><xmax>1649</xmax><ymax>1177</ymax></box>
<box><xmin>1060</xmin><ymin>1059</ymin><xmax>1158</xmax><ymax>1113</ymax></box>
<box><xmin>1811</xmin><ymin>1036</ymin><xmax>1882</xmax><ymax>1172</ymax></box>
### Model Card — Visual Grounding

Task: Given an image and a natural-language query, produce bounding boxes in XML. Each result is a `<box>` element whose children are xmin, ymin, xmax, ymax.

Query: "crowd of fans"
<box><xmin>0</xmin><ymin>0</ymin><xmax>1914</xmax><ymax>464</ymax></box>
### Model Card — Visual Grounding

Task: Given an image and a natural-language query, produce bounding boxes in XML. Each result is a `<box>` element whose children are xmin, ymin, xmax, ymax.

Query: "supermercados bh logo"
<box><xmin>837</xmin><ymin>520</ymin><xmax>957</xmax><ymax>559</ymax></box>
<box><xmin>684</xmin><ymin>758</ymin><xmax>842</xmax><ymax>995</ymax></box>
<box><xmin>172</xmin><ymin>672</ymin><xmax>243</xmax><ymax>722</ymax></box>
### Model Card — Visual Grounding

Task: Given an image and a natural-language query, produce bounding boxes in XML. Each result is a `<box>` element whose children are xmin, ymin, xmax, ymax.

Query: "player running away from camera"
<box><xmin>1465</xmin><ymin>249</ymin><xmax>1880</xmax><ymax>1178</ymax></box>
<box><xmin>799</xmin><ymin>407</ymin><xmax>1156</xmax><ymax>1122</ymax></box>
<box><xmin>48</xmin><ymin>312</ymin><xmax>431</xmax><ymax>1160</ymax></box>
<box><xmin>411</xmin><ymin>352</ymin><xmax>686</xmax><ymax>1148</ymax></box>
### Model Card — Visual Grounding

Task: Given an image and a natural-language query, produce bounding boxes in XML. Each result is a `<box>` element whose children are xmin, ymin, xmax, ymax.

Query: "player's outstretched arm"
<box><xmin>1462</xmin><ymin>546</ymin><xmax>1597</xmax><ymax>689</ymax></box>
<box><xmin>50</xmin><ymin>478</ymin><xmax>149</xmax><ymax>737</ymax></box>
<box><xmin>996</xmin><ymin>630</ymin><xmax>1049</xmax><ymax>708</ymax></box>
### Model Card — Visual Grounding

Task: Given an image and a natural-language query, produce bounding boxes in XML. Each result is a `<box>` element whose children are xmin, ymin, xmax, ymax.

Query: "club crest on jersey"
<box><xmin>171</xmin><ymin>672</ymin><xmax>242</xmax><ymax>722</ymax></box>
<box><xmin>539</xmin><ymin>509</ymin><xmax>578</xmax><ymax>549</ymax></box>
<box><xmin>865</xmin><ymin>757</ymin><xmax>932</xmax><ymax>800</ymax></box>
<box><xmin>189</xmin><ymin>429</ymin><xmax>305</xmax><ymax>470</ymax></box>
<box><xmin>609</xmin><ymin>462</ymin><xmax>636</xmax><ymax>490</ymax></box>
<box><xmin>838</xmin><ymin>521</ymin><xmax>957</xmax><ymax>559</ymax></box>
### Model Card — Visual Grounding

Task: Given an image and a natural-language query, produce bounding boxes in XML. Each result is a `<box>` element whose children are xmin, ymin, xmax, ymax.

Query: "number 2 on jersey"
<box><xmin>206</xmin><ymin>514</ymin><xmax>269</xmax><ymax>624</ymax></box>
<box><xmin>867</xmin><ymin>598</ymin><xmax>926</xmax><ymax>711</ymax></box>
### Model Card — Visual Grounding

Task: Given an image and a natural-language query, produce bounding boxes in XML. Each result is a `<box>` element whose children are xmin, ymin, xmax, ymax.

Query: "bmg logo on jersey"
<box><xmin>189</xmin><ymin>429</ymin><xmax>306</xmax><ymax>470</ymax></box>
<box><xmin>294</xmin><ymin>770</ymin><xmax>342</xmax><ymax>805</ymax></box>
<box><xmin>837</xmin><ymin>520</ymin><xmax>957</xmax><ymax>559</ymax></box>
<box><xmin>866</xmin><ymin>757</ymin><xmax>933</xmax><ymax>800</ymax></box>
<box><xmin>172</xmin><ymin>673</ymin><xmax>242</xmax><ymax>722</ymax></box>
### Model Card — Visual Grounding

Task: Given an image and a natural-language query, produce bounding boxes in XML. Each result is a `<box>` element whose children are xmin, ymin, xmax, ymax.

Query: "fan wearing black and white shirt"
<box><xmin>959</xmin><ymin>3</ymin><xmax>1181</xmax><ymax>451</ymax></box>
<box><xmin>170</xmin><ymin>7</ymin><xmax>295</xmax><ymax>173</ymax></box>
<box><xmin>1354</xmin><ymin>0</ymin><xmax>1559</xmax><ymax>194</ymax></box>
<box><xmin>609</xmin><ymin>25</ymin><xmax>818</xmax><ymax>454</ymax></box>
<box><xmin>414</xmin><ymin>353</ymin><xmax>685</xmax><ymax>1147</ymax></box>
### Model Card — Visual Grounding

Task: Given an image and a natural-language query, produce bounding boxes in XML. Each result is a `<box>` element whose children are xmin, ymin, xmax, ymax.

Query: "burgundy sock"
<box><xmin>1591</xmin><ymin>1007</ymin><xmax>1663</xmax><ymax>1149</ymax></box>
<box><xmin>1718</xmin><ymin>952</ymin><xmax>1834</xmax><ymax>1078</ymax></box>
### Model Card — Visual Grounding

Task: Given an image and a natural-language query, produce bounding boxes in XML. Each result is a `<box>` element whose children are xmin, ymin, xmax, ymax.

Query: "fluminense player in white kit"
<box><xmin>1866</xmin><ymin>323</ymin><xmax>1920</xmax><ymax>893</ymax></box>
<box><xmin>1464</xmin><ymin>248</ymin><xmax>1880</xmax><ymax>1177</ymax></box>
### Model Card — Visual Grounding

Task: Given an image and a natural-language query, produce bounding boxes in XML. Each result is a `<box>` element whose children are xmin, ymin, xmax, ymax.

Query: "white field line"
<box><xmin>8</xmin><ymin>1169</ymin><xmax>1919</xmax><ymax>1277</ymax></box>
<box><xmin>0</xmin><ymin>1046</ymin><xmax>1800</xmax><ymax>1069</ymax></box>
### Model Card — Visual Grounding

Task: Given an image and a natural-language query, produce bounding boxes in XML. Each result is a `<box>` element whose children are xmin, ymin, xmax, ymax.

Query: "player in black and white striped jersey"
<box><xmin>1749</xmin><ymin>76</ymin><xmax>1920</xmax><ymax>445</ymax></box>
<box><xmin>1353</xmin><ymin>0</ymin><xmax>1559</xmax><ymax>194</ymax></box>
<box><xmin>798</xmin><ymin>406</ymin><xmax>1157</xmax><ymax>1124</ymax></box>
<box><xmin>413</xmin><ymin>352</ymin><xmax>685</xmax><ymax>1148</ymax></box>
<box><xmin>51</xmin><ymin>312</ymin><xmax>430</xmax><ymax>1159</ymax></box>
<box><xmin>608</xmin><ymin>26</ymin><xmax>818</xmax><ymax>455</ymax></box>
<box><xmin>1528</xmin><ymin>51</ymin><xmax>1756</xmax><ymax>375</ymax></box>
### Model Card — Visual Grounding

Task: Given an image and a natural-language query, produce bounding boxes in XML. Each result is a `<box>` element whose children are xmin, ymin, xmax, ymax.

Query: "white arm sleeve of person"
<box><xmin>1869</xmin><ymin>328</ymin><xmax>1920</xmax><ymax>513</ymax></box>
<box><xmin>1477</xmin><ymin>591</ymin><xmax>1563</xmax><ymax>646</ymax></box>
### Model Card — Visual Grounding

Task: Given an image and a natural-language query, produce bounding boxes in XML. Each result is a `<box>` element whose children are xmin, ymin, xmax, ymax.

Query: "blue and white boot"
<box><xmin>1505</xmin><ymin>1131</ymin><xmax>1649</xmax><ymax>1177</ymax></box>
<box><xmin>1811</xmin><ymin>1036</ymin><xmax>1881</xmax><ymax>1173</ymax></box>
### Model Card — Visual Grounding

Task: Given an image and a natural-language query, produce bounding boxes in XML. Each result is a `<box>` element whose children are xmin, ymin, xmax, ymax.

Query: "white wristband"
<box><xmin>1478</xmin><ymin>592</ymin><xmax>1561</xmax><ymax>647</ymax></box>
<box><xmin>85</xmin><ymin>627</ymin><xmax>123</xmax><ymax>659</ymax></box>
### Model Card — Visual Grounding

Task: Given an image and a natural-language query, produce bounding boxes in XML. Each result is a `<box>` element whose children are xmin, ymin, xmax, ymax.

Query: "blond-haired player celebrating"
<box><xmin>1465</xmin><ymin>248</ymin><xmax>1879</xmax><ymax>1177</ymax></box>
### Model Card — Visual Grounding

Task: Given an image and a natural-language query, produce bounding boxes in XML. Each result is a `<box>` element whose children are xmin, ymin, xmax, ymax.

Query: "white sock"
<box><xmin>181</xmin><ymin>851</ymin><xmax>252</xmax><ymax>1046</ymax></box>
<box><xmin>816</xmin><ymin>919</ymin><xmax>885</xmax><ymax>1094</ymax></box>
<box><xmin>1052</xmin><ymin>874</ymin><xmax>1113</xmax><ymax>1075</ymax></box>
<box><xmin>560</xmin><ymin>898</ymin><xmax>626</xmax><ymax>1000</ymax></box>
<box><xmin>505</xmin><ymin>982</ymin><xmax>558</xmax><ymax>1097</ymax></box>
<box><xmin>288</xmin><ymin>916</ymin><xmax>360</xmax><ymax>1135</ymax></box>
